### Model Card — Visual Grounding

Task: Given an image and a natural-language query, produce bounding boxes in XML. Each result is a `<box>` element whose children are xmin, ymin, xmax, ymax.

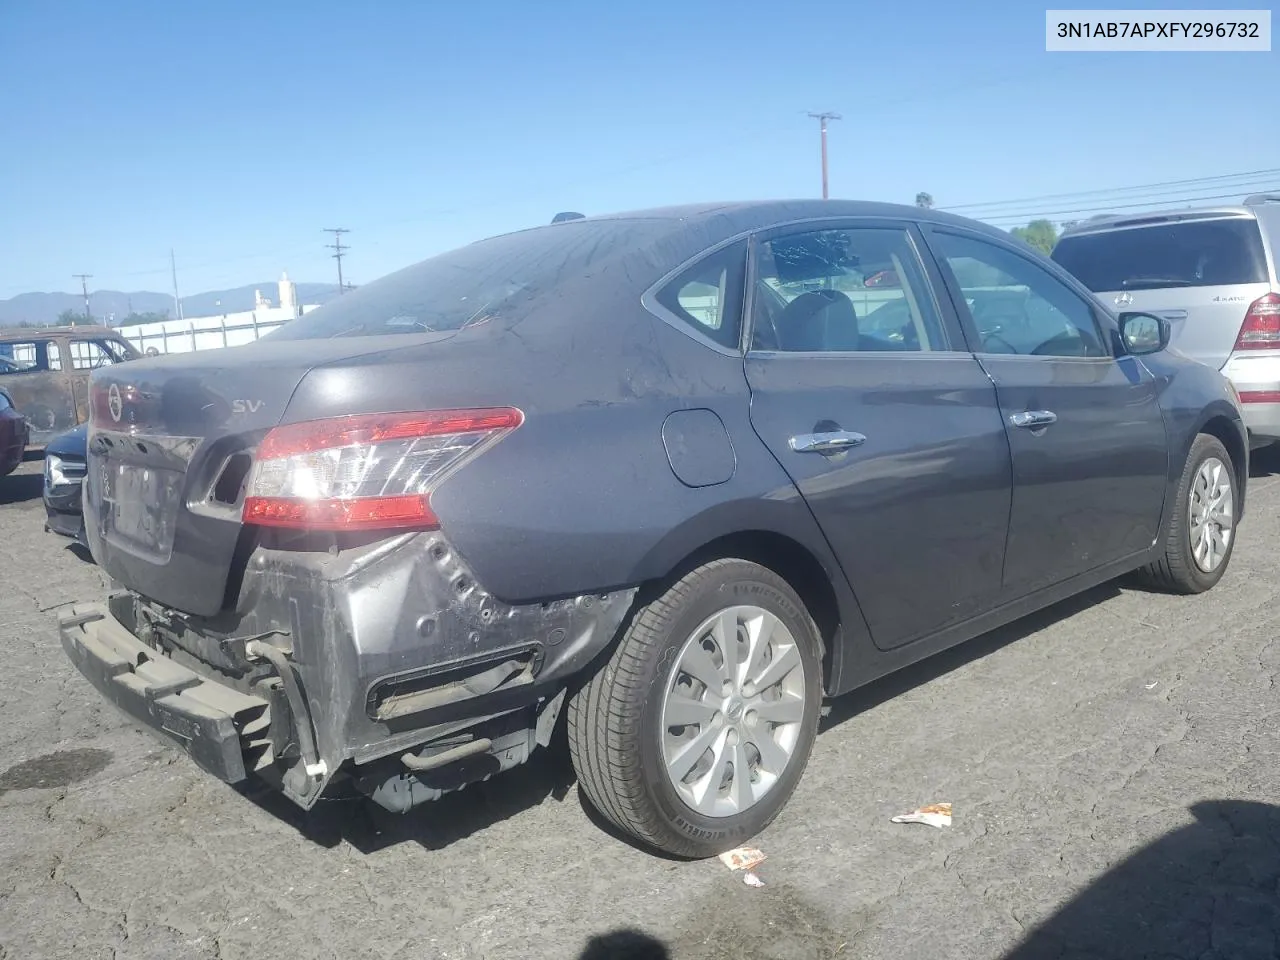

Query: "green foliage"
<box><xmin>915</xmin><ymin>192</ymin><xmax>934</xmax><ymax>209</ymax></box>
<box><xmin>57</xmin><ymin>309</ymin><xmax>91</xmax><ymax>326</ymax></box>
<box><xmin>1010</xmin><ymin>219</ymin><xmax>1059</xmax><ymax>255</ymax></box>
<box><xmin>120</xmin><ymin>311</ymin><xmax>170</xmax><ymax>325</ymax></box>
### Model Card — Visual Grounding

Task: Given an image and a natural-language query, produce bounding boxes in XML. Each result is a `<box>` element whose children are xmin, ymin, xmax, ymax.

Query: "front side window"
<box><xmin>653</xmin><ymin>240</ymin><xmax>747</xmax><ymax>349</ymax></box>
<box><xmin>750</xmin><ymin>227</ymin><xmax>946</xmax><ymax>353</ymax></box>
<box><xmin>933</xmin><ymin>232</ymin><xmax>1108</xmax><ymax>359</ymax></box>
<box><xmin>69</xmin><ymin>340</ymin><xmax>123</xmax><ymax>370</ymax></box>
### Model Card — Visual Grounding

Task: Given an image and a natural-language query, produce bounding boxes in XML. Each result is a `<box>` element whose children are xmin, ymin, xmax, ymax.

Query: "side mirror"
<box><xmin>1118</xmin><ymin>312</ymin><xmax>1169</xmax><ymax>356</ymax></box>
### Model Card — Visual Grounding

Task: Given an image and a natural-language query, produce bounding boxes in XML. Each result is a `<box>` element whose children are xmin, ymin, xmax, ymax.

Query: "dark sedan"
<box><xmin>0</xmin><ymin>386</ymin><xmax>29</xmax><ymax>476</ymax></box>
<box><xmin>58</xmin><ymin>201</ymin><xmax>1247</xmax><ymax>857</ymax></box>
<box><xmin>43</xmin><ymin>423</ymin><xmax>87</xmax><ymax>542</ymax></box>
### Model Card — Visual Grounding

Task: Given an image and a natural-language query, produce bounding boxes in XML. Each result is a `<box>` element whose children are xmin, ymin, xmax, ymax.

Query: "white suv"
<box><xmin>1053</xmin><ymin>194</ymin><xmax>1280</xmax><ymax>448</ymax></box>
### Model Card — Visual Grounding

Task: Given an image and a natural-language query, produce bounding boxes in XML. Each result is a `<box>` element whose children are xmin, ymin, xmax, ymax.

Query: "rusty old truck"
<box><xmin>0</xmin><ymin>326</ymin><xmax>141</xmax><ymax>446</ymax></box>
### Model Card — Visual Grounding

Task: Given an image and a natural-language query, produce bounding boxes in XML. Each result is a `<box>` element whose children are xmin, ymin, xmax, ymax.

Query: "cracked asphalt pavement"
<box><xmin>1</xmin><ymin>450</ymin><xmax>1279</xmax><ymax>960</ymax></box>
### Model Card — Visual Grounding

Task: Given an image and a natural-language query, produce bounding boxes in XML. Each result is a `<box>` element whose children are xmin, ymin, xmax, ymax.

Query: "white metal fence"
<box><xmin>116</xmin><ymin>306</ymin><xmax>318</xmax><ymax>355</ymax></box>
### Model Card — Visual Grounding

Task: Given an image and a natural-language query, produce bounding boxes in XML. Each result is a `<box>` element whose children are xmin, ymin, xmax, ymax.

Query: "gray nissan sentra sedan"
<box><xmin>60</xmin><ymin>201</ymin><xmax>1247</xmax><ymax>857</ymax></box>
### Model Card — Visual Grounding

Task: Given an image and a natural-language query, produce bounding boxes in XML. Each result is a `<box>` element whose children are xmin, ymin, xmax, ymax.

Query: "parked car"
<box><xmin>58</xmin><ymin>201</ymin><xmax>1247</xmax><ymax>857</ymax></box>
<box><xmin>43</xmin><ymin>423</ymin><xmax>87</xmax><ymax>542</ymax></box>
<box><xmin>1052</xmin><ymin>194</ymin><xmax>1280</xmax><ymax>448</ymax></box>
<box><xmin>0</xmin><ymin>386</ymin><xmax>29</xmax><ymax>477</ymax></box>
<box><xmin>0</xmin><ymin>325</ymin><xmax>141</xmax><ymax>446</ymax></box>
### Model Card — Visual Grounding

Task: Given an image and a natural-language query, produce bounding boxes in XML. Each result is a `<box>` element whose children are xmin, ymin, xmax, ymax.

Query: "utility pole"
<box><xmin>807</xmin><ymin>111</ymin><xmax>841</xmax><ymax>200</ymax></box>
<box><xmin>170</xmin><ymin>249</ymin><xmax>184</xmax><ymax>320</ymax></box>
<box><xmin>72</xmin><ymin>274</ymin><xmax>93</xmax><ymax>323</ymax></box>
<box><xmin>323</xmin><ymin>228</ymin><xmax>350</xmax><ymax>292</ymax></box>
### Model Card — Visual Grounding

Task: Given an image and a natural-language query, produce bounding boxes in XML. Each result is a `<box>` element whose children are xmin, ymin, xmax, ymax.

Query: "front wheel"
<box><xmin>568</xmin><ymin>559</ymin><xmax>824</xmax><ymax>858</ymax></box>
<box><xmin>1141</xmin><ymin>433</ymin><xmax>1238</xmax><ymax>594</ymax></box>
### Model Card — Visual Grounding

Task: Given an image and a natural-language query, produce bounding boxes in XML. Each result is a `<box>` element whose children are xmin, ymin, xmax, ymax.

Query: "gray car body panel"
<box><xmin>66</xmin><ymin>200</ymin><xmax>1248</xmax><ymax>812</ymax></box>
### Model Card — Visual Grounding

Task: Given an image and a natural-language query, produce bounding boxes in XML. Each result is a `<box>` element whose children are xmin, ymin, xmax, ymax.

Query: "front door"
<box><xmin>743</xmin><ymin>222</ymin><xmax>1013</xmax><ymax>651</ymax></box>
<box><xmin>67</xmin><ymin>336</ymin><xmax>135</xmax><ymax>425</ymax></box>
<box><xmin>924</xmin><ymin>227</ymin><xmax>1169</xmax><ymax>597</ymax></box>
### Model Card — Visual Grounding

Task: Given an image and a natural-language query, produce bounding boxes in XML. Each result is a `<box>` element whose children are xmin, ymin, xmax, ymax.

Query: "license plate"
<box><xmin>102</xmin><ymin>461</ymin><xmax>182</xmax><ymax>560</ymax></box>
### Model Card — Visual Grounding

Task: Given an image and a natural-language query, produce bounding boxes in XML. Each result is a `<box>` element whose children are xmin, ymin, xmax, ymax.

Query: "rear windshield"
<box><xmin>1052</xmin><ymin>216</ymin><xmax>1268</xmax><ymax>292</ymax></box>
<box><xmin>271</xmin><ymin>219</ymin><xmax>664</xmax><ymax>340</ymax></box>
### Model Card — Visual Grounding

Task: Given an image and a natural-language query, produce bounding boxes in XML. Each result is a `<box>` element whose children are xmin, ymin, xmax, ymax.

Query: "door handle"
<box><xmin>789</xmin><ymin>430</ymin><xmax>867</xmax><ymax>453</ymax></box>
<box><xmin>1009</xmin><ymin>410</ymin><xmax>1058</xmax><ymax>429</ymax></box>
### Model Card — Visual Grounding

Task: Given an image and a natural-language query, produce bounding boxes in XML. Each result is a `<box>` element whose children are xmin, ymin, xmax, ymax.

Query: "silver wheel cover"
<box><xmin>1189</xmin><ymin>456</ymin><xmax>1233</xmax><ymax>573</ymax></box>
<box><xmin>659</xmin><ymin>605</ymin><xmax>807</xmax><ymax>818</ymax></box>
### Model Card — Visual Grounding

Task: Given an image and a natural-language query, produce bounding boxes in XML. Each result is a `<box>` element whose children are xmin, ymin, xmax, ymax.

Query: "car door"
<box><xmin>743</xmin><ymin>220</ymin><xmax>1014</xmax><ymax>651</ymax></box>
<box><xmin>0</xmin><ymin>337</ymin><xmax>73</xmax><ymax>442</ymax></box>
<box><xmin>923</xmin><ymin>226</ymin><xmax>1169</xmax><ymax>598</ymax></box>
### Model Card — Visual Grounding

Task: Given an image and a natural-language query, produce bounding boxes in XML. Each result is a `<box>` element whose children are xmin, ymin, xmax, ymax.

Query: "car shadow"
<box><xmin>1001</xmin><ymin>799</ymin><xmax>1280</xmax><ymax>959</ymax></box>
<box><xmin>821</xmin><ymin>582</ymin><xmax>1120</xmax><ymax>733</ymax></box>
<box><xmin>1249</xmin><ymin>442</ymin><xmax>1280</xmax><ymax>478</ymax></box>
<box><xmin>235</xmin><ymin>732</ymin><xmax>579</xmax><ymax>854</ymax></box>
<box><xmin>563</xmin><ymin>799</ymin><xmax>1280</xmax><ymax>959</ymax></box>
<box><xmin>0</xmin><ymin>472</ymin><xmax>42</xmax><ymax>505</ymax></box>
<box><xmin>240</xmin><ymin>582</ymin><xmax>1124</xmax><ymax>858</ymax></box>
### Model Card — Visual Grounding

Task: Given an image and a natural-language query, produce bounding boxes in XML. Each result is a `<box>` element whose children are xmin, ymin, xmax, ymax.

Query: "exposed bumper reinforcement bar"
<box><xmin>59</xmin><ymin>602</ymin><xmax>269</xmax><ymax>783</ymax></box>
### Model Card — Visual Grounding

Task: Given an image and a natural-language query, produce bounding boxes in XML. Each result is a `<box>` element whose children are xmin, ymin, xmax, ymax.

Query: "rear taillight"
<box><xmin>242</xmin><ymin>408</ymin><xmax>523</xmax><ymax>531</ymax></box>
<box><xmin>1233</xmin><ymin>293</ymin><xmax>1280</xmax><ymax>350</ymax></box>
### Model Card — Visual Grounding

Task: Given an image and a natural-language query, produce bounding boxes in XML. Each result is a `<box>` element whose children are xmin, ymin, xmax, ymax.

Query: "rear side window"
<box><xmin>1053</xmin><ymin>217</ymin><xmax>1268</xmax><ymax>291</ymax></box>
<box><xmin>653</xmin><ymin>241</ymin><xmax>747</xmax><ymax>349</ymax></box>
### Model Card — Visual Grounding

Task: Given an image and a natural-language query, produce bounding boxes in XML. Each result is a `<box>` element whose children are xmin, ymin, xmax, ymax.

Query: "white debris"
<box><xmin>743</xmin><ymin>871</ymin><xmax>766</xmax><ymax>888</ymax></box>
<box><xmin>891</xmin><ymin>802</ymin><xmax>952</xmax><ymax>828</ymax></box>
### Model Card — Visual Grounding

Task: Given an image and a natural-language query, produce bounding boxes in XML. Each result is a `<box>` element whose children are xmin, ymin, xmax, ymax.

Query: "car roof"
<box><xmin>496</xmin><ymin>199</ymin><xmax>1016</xmax><ymax>247</ymax></box>
<box><xmin>1059</xmin><ymin>197</ymin><xmax>1280</xmax><ymax>239</ymax></box>
<box><xmin>0</xmin><ymin>324</ymin><xmax>122</xmax><ymax>342</ymax></box>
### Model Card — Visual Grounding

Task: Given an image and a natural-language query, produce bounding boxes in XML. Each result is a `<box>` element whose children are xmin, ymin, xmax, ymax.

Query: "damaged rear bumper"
<box><xmin>59</xmin><ymin>605</ymin><xmax>269</xmax><ymax>783</ymax></box>
<box><xmin>60</xmin><ymin>532</ymin><xmax>637</xmax><ymax>813</ymax></box>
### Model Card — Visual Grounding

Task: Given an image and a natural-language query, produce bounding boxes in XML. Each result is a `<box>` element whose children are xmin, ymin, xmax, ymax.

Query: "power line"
<box><xmin>946</xmin><ymin>167</ymin><xmax>1280</xmax><ymax>213</ymax></box>
<box><xmin>323</xmin><ymin>228</ymin><xmax>350</xmax><ymax>293</ymax></box>
<box><xmin>979</xmin><ymin>186</ymin><xmax>1280</xmax><ymax>225</ymax></box>
<box><xmin>71</xmin><ymin>274</ymin><xmax>92</xmax><ymax>321</ymax></box>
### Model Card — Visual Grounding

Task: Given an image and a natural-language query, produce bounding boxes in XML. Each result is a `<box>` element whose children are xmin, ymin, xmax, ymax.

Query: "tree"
<box><xmin>915</xmin><ymin>192</ymin><xmax>934</xmax><ymax>209</ymax></box>
<box><xmin>119</xmin><ymin>311</ymin><xmax>170</xmax><ymax>326</ymax></box>
<box><xmin>57</xmin><ymin>309</ymin><xmax>91</xmax><ymax>326</ymax></box>
<box><xmin>1010</xmin><ymin>219</ymin><xmax>1059</xmax><ymax>255</ymax></box>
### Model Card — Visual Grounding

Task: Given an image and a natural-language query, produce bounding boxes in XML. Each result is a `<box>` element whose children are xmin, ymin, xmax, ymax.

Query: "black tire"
<box><xmin>568</xmin><ymin>558</ymin><xmax>824</xmax><ymax>858</ymax></box>
<box><xmin>1141</xmin><ymin>433</ymin><xmax>1238</xmax><ymax>594</ymax></box>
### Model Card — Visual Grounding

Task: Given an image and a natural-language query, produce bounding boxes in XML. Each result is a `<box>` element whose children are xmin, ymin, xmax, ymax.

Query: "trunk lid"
<box><xmin>83</xmin><ymin>334</ymin><xmax>456</xmax><ymax>616</ymax></box>
<box><xmin>1090</xmin><ymin>284</ymin><xmax>1270</xmax><ymax>369</ymax></box>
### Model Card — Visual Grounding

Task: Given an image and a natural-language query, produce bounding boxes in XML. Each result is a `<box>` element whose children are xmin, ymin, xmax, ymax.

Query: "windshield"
<box><xmin>1052</xmin><ymin>217</ymin><xmax>1268</xmax><ymax>292</ymax></box>
<box><xmin>270</xmin><ymin>219</ymin><xmax>663</xmax><ymax>340</ymax></box>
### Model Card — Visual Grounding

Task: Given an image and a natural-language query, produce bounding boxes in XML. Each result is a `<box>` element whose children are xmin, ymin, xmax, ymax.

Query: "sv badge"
<box><xmin>232</xmin><ymin>399</ymin><xmax>265</xmax><ymax>414</ymax></box>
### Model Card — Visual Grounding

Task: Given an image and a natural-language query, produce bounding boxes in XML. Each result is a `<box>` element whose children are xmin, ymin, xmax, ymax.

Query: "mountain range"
<box><xmin>0</xmin><ymin>282</ymin><xmax>344</xmax><ymax>327</ymax></box>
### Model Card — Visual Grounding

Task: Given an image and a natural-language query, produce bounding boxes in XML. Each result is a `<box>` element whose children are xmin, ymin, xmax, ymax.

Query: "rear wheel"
<box><xmin>1141</xmin><ymin>433</ymin><xmax>1238</xmax><ymax>594</ymax></box>
<box><xmin>568</xmin><ymin>559</ymin><xmax>824</xmax><ymax>858</ymax></box>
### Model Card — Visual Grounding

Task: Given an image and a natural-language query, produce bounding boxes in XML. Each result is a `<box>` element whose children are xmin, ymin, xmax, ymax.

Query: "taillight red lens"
<box><xmin>1234</xmin><ymin>293</ymin><xmax>1280</xmax><ymax>350</ymax></box>
<box><xmin>242</xmin><ymin>407</ymin><xmax>523</xmax><ymax>532</ymax></box>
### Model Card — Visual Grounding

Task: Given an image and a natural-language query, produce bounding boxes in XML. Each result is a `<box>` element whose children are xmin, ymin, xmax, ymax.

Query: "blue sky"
<box><xmin>1</xmin><ymin>0</ymin><xmax>1275</xmax><ymax>299</ymax></box>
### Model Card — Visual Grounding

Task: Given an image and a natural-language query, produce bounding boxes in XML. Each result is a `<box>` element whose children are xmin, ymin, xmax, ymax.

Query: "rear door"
<box><xmin>743</xmin><ymin>220</ymin><xmax>1013</xmax><ymax>651</ymax></box>
<box><xmin>1051</xmin><ymin>215</ymin><xmax>1272</xmax><ymax>369</ymax></box>
<box><xmin>0</xmin><ymin>337</ymin><xmax>74</xmax><ymax>442</ymax></box>
<box><xmin>925</xmin><ymin>227</ymin><xmax>1169</xmax><ymax>597</ymax></box>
